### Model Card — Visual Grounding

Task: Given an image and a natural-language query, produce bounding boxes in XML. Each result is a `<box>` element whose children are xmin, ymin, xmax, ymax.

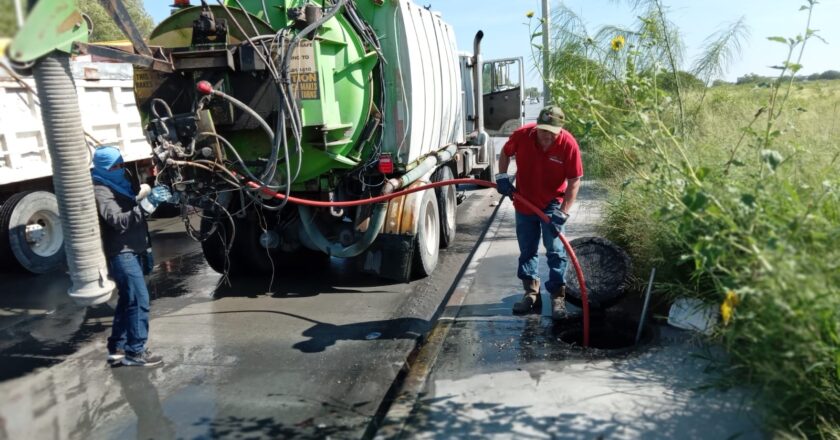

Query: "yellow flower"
<box><xmin>720</xmin><ymin>290</ymin><xmax>740</xmax><ymax>325</ymax></box>
<box><xmin>611</xmin><ymin>35</ymin><xmax>626</xmax><ymax>51</ymax></box>
<box><xmin>526</xmin><ymin>11</ymin><xmax>535</xmax><ymax>18</ymax></box>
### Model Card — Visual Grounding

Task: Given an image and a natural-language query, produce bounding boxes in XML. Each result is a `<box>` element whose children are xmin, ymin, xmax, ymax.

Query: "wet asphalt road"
<box><xmin>0</xmin><ymin>185</ymin><xmax>502</xmax><ymax>439</ymax></box>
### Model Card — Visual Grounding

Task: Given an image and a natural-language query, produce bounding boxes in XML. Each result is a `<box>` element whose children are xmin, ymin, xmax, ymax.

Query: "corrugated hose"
<box><xmin>32</xmin><ymin>52</ymin><xmax>114</xmax><ymax>305</ymax></box>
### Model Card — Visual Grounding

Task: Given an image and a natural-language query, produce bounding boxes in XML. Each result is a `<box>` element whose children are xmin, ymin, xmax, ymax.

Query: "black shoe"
<box><xmin>106</xmin><ymin>349</ymin><xmax>125</xmax><ymax>366</ymax></box>
<box><xmin>122</xmin><ymin>350</ymin><xmax>164</xmax><ymax>367</ymax></box>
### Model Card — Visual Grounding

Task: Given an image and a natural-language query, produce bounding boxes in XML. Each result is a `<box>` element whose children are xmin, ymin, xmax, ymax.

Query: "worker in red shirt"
<box><xmin>495</xmin><ymin>106</ymin><xmax>583</xmax><ymax>319</ymax></box>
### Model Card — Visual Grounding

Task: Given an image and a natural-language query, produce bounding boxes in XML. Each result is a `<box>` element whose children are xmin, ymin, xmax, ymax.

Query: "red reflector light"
<box><xmin>173</xmin><ymin>0</ymin><xmax>191</xmax><ymax>7</ymax></box>
<box><xmin>378</xmin><ymin>154</ymin><xmax>394</xmax><ymax>174</ymax></box>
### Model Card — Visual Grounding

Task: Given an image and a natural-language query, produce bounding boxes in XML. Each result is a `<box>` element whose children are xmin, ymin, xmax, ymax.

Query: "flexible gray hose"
<box><xmin>298</xmin><ymin>202</ymin><xmax>387</xmax><ymax>258</ymax></box>
<box><xmin>210</xmin><ymin>88</ymin><xmax>275</xmax><ymax>142</ymax></box>
<box><xmin>33</xmin><ymin>53</ymin><xmax>114</xmax><ymax>305</ymax></box>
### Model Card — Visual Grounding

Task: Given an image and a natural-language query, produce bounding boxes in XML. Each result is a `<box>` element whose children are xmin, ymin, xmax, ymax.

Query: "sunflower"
<box><xmin>611</xmin><ymin>35</ymin><xmax>626</xmax><ymax>51</ymax></box>
<box><xmin>720</xmin><ymin>290</ymin><xmax>740</xmax><ymax>326</ymax></box>
<box><xmin>526</xmin><ymin>11</ymin><xmax>535</xmax><ymax>18</ymax></box>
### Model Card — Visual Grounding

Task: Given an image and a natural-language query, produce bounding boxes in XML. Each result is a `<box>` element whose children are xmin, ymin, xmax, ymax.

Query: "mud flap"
<box><xmin>358</xmin><ymin>233</ymin><xmax>415</xmax><ymax>282</ymax></box>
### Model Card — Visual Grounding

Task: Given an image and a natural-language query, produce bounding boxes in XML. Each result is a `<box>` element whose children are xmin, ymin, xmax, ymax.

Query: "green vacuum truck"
<box><xmin>6</xmin><ymin>0</ymin><xmax>524</xmax><ymax>302</ymax></box>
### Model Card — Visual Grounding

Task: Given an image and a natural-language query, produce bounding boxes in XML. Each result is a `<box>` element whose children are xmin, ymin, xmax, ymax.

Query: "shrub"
<box><xmin>531</xmin><ymin>0</ymin><xmax>839</xmax><ymax>436</ymax></box>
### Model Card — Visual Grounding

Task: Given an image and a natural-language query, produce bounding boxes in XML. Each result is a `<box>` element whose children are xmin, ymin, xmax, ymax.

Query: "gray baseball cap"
<box><xmin>535</xmin><ymin>106</ymin><xmax>565</xmax><ymax>134</ymax></box>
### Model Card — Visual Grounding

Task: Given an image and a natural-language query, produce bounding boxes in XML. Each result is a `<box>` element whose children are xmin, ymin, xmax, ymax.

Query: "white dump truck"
<box><xmin>0</xmin><ymin>59</ymin><xmax>152</xmax><ymax>273</ymax></box>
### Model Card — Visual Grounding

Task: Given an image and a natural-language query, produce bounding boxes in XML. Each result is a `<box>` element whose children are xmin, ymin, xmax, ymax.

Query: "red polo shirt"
<box><xmin>502</xmin><ymin>122</ymin><xmax>583</xmax><ymax>214</ymax></box>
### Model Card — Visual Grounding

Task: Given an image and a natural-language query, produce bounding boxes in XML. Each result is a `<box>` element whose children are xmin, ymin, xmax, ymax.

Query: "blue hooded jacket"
<box><xmin>91</xmin><ymin>146</ymin><xmax>135</xmax><ymax>199</ymax></box>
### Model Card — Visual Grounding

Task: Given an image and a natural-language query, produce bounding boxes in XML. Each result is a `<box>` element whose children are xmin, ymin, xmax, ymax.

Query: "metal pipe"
<box><xmin>541</xmin><ymin>0</ymin><xmax>551</xmax><ymax>104</ymax></box>
<box><xmin>387</xmin><ymin>144</ymin><xmax>457</xmax><ymax>192</ymax></box>
<box><xmin>635</xmin><ymin>268</ymin><xmax>657</xmax><ymax>345</ymax></box>
<box><xmin>298</xmin><ymin>202</ymin><xmax>387</xmax><ymax>258</ymax></box>
<box><xmin>33</xmin><ymin>53</ymin><xmax>114</xmax><ymax>305</ymax></box>
<box><xmin>14</xmin><ymin>0</ymin><xmax>25</xmax><ymax>27</ymax></box>
<box><xmin>472</xmin><ymin>31</ymin><xmax>485</xmax><ymax>135</ymax></box>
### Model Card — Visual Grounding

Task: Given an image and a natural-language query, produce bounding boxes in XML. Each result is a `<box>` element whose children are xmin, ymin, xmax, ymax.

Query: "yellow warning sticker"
<box><xmin>289</xmin><ymin>40</ymin><xmax>320</xmax><ymax>100</ymax></box>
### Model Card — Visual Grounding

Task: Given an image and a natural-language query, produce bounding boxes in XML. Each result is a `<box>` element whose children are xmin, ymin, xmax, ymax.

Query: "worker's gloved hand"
<box><xmin>551</xmin><ymin>206</ymin><xmax>570</xmax><ymax>229</ymax></box>
<box><xmin>495</xmin><ymin>173</ymin><xmax>515</xmax><ymax>197</ymax></box>
<box><xmin>136</xmin><ymin>183</ymin><xmax>152</xmax><ymax>202</ymax></box>
<box><xmin>139</xmin><ymin>185</ymin><xmax>173</xmax><ymax>214</ymax></box>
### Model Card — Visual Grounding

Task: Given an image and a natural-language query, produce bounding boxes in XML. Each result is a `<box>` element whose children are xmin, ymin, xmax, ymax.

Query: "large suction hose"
<box><xmin>298</xmin><ymin>202</ymin><xmax>388</xmax><ymax>258</ymax></box>
<box><xmin>32</xmin><ymin>53</ymin><xmax>114</xmax><ymax>305</ymax></box>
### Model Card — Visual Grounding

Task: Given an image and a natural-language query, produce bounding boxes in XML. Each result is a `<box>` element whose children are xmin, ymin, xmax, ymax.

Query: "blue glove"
<box><xmin>148</xmin><ymin>185</ymin><xmax>173</xmax><ymax>205</ymax></box>
<box><xmin>139</xmin><ymin>185</ymin><xmax>172</xmax><ymax>214</ymax></box>
<box><xmin>495</xmin><ymin>173</ymin><xmax>515</xmax><ymax>197</ymax></box>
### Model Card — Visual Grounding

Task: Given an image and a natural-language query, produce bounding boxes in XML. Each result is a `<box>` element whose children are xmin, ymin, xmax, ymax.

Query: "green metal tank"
<box><xmin>131</xmin><ymin>0</ymin><xmax>473</xmax><ymax>280</ymax></box>
<box><xmin>135</xmin><ymin>1</ymin><xmax>380</xmax><ymax>188</ymax></box>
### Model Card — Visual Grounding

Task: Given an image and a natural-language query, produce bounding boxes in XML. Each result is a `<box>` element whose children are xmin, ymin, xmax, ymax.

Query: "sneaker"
<box><xmin>107</xmin><ymin>350</ymin><xmax>125</xmax><ymax>366</ymax></box>
<box><xmin>121</xmin><ymin>350</ymin><xmax>164</xmax><ymax>367</ymax></box>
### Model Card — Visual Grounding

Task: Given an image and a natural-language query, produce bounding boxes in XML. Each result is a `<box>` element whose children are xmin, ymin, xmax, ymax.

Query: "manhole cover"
<box><xmin>563</xmin><ymin>236</ymin><xmax>631</xmax><ymax>310</ymax></box>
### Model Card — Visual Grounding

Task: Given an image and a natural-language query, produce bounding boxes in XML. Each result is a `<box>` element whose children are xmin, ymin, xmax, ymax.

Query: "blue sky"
<box><xmin>144</xmin><ymin>0</ymin><xmax>839</xmax><ymax>88</ymax></box>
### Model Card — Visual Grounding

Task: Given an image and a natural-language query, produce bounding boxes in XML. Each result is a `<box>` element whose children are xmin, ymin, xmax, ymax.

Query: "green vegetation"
<box><xmin>737</xmin><ymin>69</ymin><xmax>840</xmax><ymax>84</ymax></box>
<box><xmin>76</xmin><ymin>0</ymin><xmax>153</xmax><ymax>42</ymax></box>
<box><xmin>0</xmin><ymin>0</ymin><xmax>152</xmax><ymax>41</ymax></box>
<box><xmin>529</xmin><ymin>0</ymin><xmax>839</xmax><ymax>437</ymax></box>
<box><xmin>0</xmin><ymin>0</ymin><xmax>20</xmax><ymax>38</ymax></box>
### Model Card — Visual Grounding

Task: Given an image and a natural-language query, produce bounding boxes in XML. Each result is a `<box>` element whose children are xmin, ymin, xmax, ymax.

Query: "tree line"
<box><xmin>0</xmin><ymin>0</ymin><xmax>153</xmax><ymax>42</ymax></box>
<box><xmin>730</xmin><ymin>70</ymin><xmax>840</xmax><ymax>85</ymax></box>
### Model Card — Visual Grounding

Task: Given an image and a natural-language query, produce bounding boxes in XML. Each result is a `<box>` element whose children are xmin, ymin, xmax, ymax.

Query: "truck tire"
<box><xmin>200</xmin><ymin>197</ymin><xmax>278</xmax><ymax>276</ymax></box>
<box><xmin>432</xmin><ymin>165</ymin><xmax>457</xmax><ymax>249</ymax></box>
<box><xmin>412</xmin><ymin>189</ymin><xmax>440</xmax><ymax>278</ymax></box>
<box><xmin>200</xmin><ymin>213</ymin><xmax>242</xmax><ymax>276</ymax></box>
<box><xmin>0</xmin><ymin>191</ymin><xmax>66</xmax><ymax>274</ymax></box>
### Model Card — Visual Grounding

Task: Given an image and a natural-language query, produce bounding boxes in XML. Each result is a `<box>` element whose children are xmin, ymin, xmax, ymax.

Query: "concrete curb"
<box><xmin>369</xmin><ymin>196</ymin><xmax>509</xmax><ymax>439</ymax></box>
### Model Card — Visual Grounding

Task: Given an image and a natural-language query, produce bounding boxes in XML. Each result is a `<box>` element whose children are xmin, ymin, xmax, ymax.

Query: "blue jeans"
<box><xmin>107</xmin><ymin>252</ymin><xmax>150</xmax><ymax>356</ymax></box>
<box><xmin>515</xmin><ymin>202</ymin><xmax>568</xmax><ymax>293</ymax></box>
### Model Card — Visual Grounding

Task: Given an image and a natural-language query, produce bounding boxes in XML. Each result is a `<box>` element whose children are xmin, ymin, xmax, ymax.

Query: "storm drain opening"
<box><xmin>556</xmin><ymin>316</ymin><xmax>654</xmax><ymax>352</ymax></box>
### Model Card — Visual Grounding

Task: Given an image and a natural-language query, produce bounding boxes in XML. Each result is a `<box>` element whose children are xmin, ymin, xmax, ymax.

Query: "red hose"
<box><xmin>244</xmin><ymin>177</ymin><xmax>591</xmax><ymax>347</ymax></box>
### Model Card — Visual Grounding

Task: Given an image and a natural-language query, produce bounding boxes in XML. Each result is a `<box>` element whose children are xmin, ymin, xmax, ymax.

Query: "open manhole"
<box><xmin>555</xmin><ymin>316</ymin><xmax>655</xmax><ymax>353</ymax></box>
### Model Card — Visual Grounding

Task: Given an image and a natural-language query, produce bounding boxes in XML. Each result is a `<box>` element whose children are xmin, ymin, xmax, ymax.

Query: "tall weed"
<box><xmin>531</xmin><ymin>0</ymin><xmax>840</xmax><ymax>435</ymax></box>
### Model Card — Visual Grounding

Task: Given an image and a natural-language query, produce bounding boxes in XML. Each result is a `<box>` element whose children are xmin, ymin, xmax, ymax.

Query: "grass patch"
<box><xmin>530</xmin><ymin>0</ymin><xmax>840</xmax><ymax>436</ymax></box>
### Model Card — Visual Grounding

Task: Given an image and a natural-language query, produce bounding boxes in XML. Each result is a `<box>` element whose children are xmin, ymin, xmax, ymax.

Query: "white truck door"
<box><xmin>482</xmin><ymin>57</ymin><xmax>525</xmax><ymax>136</ymax></box>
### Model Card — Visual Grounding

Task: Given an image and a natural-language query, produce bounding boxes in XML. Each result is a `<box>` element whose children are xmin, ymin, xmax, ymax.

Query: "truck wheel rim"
<box><xmin>423</xmin><ymin>199</ymin><xmax>438</xmax><ymax>256</ymax></box>
<box><xmin>25</xmin><ymin>210</ymin><xmax>63</xmax><ymax>257</ymax></box>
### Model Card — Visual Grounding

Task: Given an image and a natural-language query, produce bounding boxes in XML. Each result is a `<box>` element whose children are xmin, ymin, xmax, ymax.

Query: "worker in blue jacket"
<box><xmin>91</xmin><ymin>146</ymin><xmax>171</xmax><ymax>367</ymax></box>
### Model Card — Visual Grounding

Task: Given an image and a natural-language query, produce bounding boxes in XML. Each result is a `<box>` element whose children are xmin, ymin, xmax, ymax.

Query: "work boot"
<box><xmin>551</xmin><ymin>286</ymin><xmax>567</xmax><ymax>320</ymax></box>
<box><xmin>512</xmin><ymin>279</ymin><xmax>542</xmax><ymax>314</ymax></box>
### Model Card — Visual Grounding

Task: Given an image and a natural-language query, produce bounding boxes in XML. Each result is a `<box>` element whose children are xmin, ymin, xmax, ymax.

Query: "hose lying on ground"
<box><xmin>242</xmin><ymin>177</ymin><xmax>592</xmax><ymax>347</ymax></box>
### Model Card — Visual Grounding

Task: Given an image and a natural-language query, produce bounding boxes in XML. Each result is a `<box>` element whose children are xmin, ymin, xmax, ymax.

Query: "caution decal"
<box><xmin>288</xmin><ymin>40</ymin><xmax>320</xmax><ymax>100</ymax></box>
